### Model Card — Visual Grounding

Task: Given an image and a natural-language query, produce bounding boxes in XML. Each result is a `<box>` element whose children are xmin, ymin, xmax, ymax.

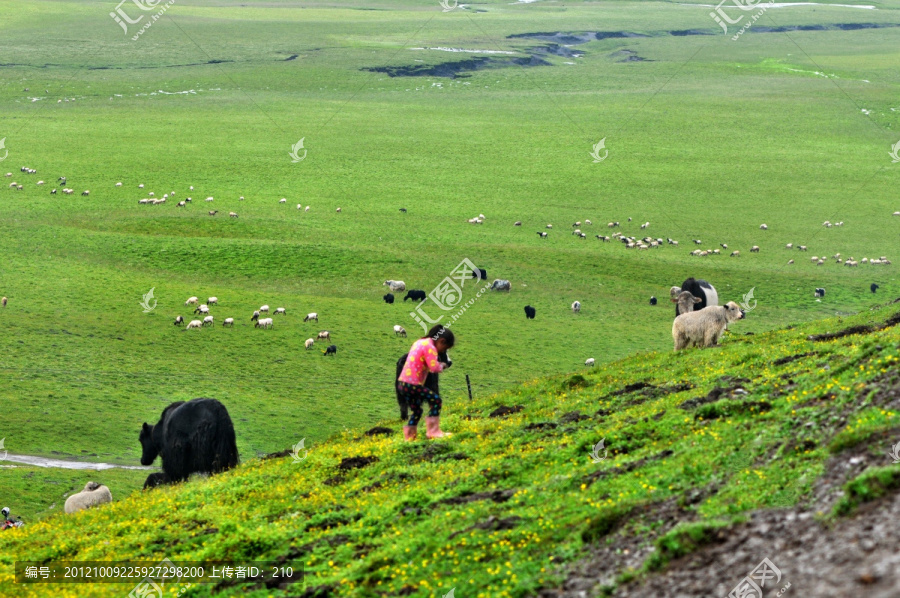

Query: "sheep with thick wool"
<box><xmin>672</xmin><ymin>301</ymin><xmax>745</xmax><ymax>351</ymax></box>
<box><xmin>64</xmin><ymin>481</ymin><xmax>112</xmax><ymax>514</ymax></box>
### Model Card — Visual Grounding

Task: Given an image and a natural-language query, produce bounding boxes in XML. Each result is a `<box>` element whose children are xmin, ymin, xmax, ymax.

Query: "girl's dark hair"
<box><xmin>424</xmin><ymin>324</ymin><xmax>455</xmax><ymax>348</ymax></box>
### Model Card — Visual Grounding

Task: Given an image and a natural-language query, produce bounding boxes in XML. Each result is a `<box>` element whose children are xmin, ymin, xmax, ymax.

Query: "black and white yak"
<box><xmin>671</xmin><ymin>277</ymin><xmax>718</xmax><ymax>316</ymax></box>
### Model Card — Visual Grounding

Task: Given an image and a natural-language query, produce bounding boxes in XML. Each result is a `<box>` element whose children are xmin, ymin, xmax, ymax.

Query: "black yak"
<box><xmin>471</xmin><ymin>268</ymin><xmax>487</xmax><ymax>280</ymax></box>
<box><xmin>524</xmin><ymin>305</ymin><xmax>536</xmax><ymax>319</ymax></box>
<box><xmin>395</xmin><ymin>351</ymin><xmax>448</xmax><ymax>420</ymax></box>
<box><xmin>324</xmin><ymin>344</ymin><xmax>337</xmax><ymax>356</ymax></box>
<box><xmin>383</xmin><ymin>293</ymin><xmax>395</xmax><ymax>304</ymax></box>
<box><xmin>650</xmin><ymin>296</ymin><xmax>657</xmax><ymax>306</ymax></box>
<box><xmin>404</xmin><ymin>290</ymin><xmax>427</xmax><ymax>302</ymax></box>
<box><xmin>139</xmin><ymin>398</ymin><xmax>239</xmax><ymax>484</ymax></box>
<box><xmin>871</xmin><ymin>283</ymin><xmax>879</xmax><ymax>294</ymax></box>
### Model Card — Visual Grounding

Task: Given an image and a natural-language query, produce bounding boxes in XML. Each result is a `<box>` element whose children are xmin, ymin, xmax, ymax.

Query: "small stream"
<box><xmin>1</xmin><ymin>453</ymin><xmax>155</xmax><ymax>471</ymax></box>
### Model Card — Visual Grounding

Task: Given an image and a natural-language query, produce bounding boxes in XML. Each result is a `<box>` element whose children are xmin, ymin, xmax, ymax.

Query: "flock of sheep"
<box><xmin>175</xmin><ymin>296</ymin><xmax>336</xmax><ymax>354</ymax></box>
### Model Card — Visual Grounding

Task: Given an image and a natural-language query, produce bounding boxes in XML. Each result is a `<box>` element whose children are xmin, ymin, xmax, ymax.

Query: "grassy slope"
<box><xmin>1</xmin><ymin>302</ymin><xmax>899</xmax><ymax>597</ymax></box>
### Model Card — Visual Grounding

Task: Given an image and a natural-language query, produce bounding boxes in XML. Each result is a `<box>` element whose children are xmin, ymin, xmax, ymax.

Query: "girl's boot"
<box><xmin>403</xmin><ymin>425</ymin><xmax>418</xmax><ymax>441</ymax></box>
<box><xmin>425</xmin><ymin>416</ymin><xmax>451</xmax><ymax>439</ymax></box>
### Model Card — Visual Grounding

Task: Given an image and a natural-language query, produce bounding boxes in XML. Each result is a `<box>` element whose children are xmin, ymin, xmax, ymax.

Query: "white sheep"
<box><xmin>185</xmin><ymin>319</ymin><xmax>203</xmax><ymax>330</ymax></box>
<box><xmin>185</xmin><ymin>296</ymin><xmax>199</xmax><ymax>305</ymax></box>
<box><xmin>730</xmin><ymin>251</ymin><xmax>740</xmax><ymax>257</ymax></box>
<box><xmin>297</xmin><ymin>204</ymin><xmax>303</xmax><ymax>210</ymax></box>
<box><xmin>305</xmin><ymin>338</ymin><xmax>315</xmax><ymax>349</ymax></box>
<box><xmin>750</xmin><ymin>246</ymin><xmax>760</xmax><ymax>253</ymax></box>
<box><xmin>572</xmin><ymin>301</ymin><xmax>581</xmax><ymax>313</ymax></box>
<box><xmin>336</xmin><ymin>208</ymin><xmax>342</xmax><ymax>213</ymax></box>
<box><xmin>585</xmin><ymin>358</ymin><xmax>595</xmax><ymax>367</ymax></box>
<box><xmin>229</xmin><ymin>212</ymin><xmax>238</xmax><ymax>218</ymax></box>
<box><xmin>202</xmin><ymin>315</ymin><xmax>214</xmax><ymax>326</ymax></box>
<box><xmin>275</xmin><ymin>307</ymin><xmax>287</xmax><ymax>315</ymax></box>
<box><xmin>303</xmin><ymin>312</ymin><xmax>318</xmax><ymax>322</ymax></box>
<box><xmin>384</xmin><ymin>280</ymin><xmax>406</xmax><ymax>292</ymax></box>
<box><xmin>672</xmin><ymin>302</ymin><xmax>745</xmax><ymax>351</ymax></box>
<box><xmin>207</xmin><ymin>296</ymin><xmax>218</xmax><ymax>305</ymax></box>
<box><xmin>279</xmin><ymin>198</ymin><xmax>287</xmax><ymax>204</ymax></box>
<box><xmin>305</xmin><ymin>206</ymin><xmax>310</xmax><ymax>212</ymax></box>
<box><xmin>194</xmin><ymin>304</ymin><xmax>209</xmax><ymax>315</ymax></box>
<box><xmin>206</xmin><ymin>196</ymin><xmax>214</xmax><ymax>202</ymax></box>
<box><xmin>259</xmin><ymin>305</ymin><xmax>270</xmax><ymax>313</ymax></box>
<box><xmin>173</xmin><ymin>315</ymin><xmax>183</xmax><ymax>326</ymax></box>
<box><xmin>394</xmin><ymin>325</ymin><xmax>407</xmax><ymax>337</ymax></box>
<box><xmin>759</xmin><ymin>224</ymin><xmax>768</xmax><ymax>230</ymax></box>
<box><xmin>64</xmin><ymin>482</ymin><xmax>112</xmax><ymax>514</ymax></box>
<box><xmin>223</xmin><ymin>317</ymin><xmax>234</xmax><ymax>327</ymax></box>
<box><xmin>1</xmin><ymin>297</ymin><xmax>6</xmax><ymax>307</ymax></box>
<box><xmin>255</xmin><ymin>317</ymin><xmax>274</xmax><ymax>329</ymax></box>
<box><xmin>317</xmin><ymin>330</ymin><xmax>331</xmax><ymax>340</ymax></box>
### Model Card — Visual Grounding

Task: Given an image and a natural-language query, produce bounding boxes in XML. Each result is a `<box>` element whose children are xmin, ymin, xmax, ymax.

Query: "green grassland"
<box><xmin>0</xmin><ymin>0</ymin><xmax>899</xmax><ymax>540</ymax></box>
<box><xmin>1</xmin><ymin>296</ymin><xmax>899</xmax><ymax>597</ymax></box>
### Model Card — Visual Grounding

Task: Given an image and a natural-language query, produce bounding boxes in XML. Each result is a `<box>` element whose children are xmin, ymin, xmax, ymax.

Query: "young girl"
<box><xmin>397</xmin><ymin>325</ymin><xmax>455</xmax><ymax>440</ymax></box>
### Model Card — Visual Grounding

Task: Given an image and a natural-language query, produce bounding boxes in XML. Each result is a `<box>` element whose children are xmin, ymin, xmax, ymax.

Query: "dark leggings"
<box><xmin>397</xmin><ymin>381</ymin><xmax>442</xmax><ymax>426</ymax></box>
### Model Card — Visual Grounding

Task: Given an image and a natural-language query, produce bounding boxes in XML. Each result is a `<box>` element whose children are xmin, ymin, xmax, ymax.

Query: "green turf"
<box><xmin>0</xmin><ymin>0</ymin><xmax>899</xmax><ymax>538</ymax></box>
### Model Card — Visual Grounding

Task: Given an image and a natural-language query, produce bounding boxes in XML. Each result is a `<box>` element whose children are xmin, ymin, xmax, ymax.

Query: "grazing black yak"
<box><xmin>383</xmin><ymin>293</ymin><xmax>395</xmax><ymax>304</ymax></box>
<box><xmin>404</xmin><ymin>290</ymin><xmax>427</xmax><ymax>302</ymax></box>
<box><xmin>871</xmin><ymin>283</ymin><xmax>879</xmax><ymax>294</ymax></box>
<box><xmin>395</xmin><ymin>351</ymin><xmax>448</xmax><ymax>420</ymax></box>
<box><xmin>524</xmin><ymin>305</ymin><xmax>536</xmax><ymax>319</ymax></box>
<box><xmin>471</xmin><ymin>268</ymin><xmax>487</xmax><ymax>280</ymax></box>
<box><xmin>139</xmin><ymin>398</ymin><xmax>239</xmax><ymax>484</ymax></box>
<box><xmin>324</xmin><ymin>344</ymin><xmax>337</xmax><ymax>356</ymax></box>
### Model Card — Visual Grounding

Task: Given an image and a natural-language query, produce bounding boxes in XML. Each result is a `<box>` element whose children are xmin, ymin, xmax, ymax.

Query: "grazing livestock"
<box><xmin>305</xmin><ymin>206</ymin><xmax>310</xmax><ymax>212</ymax></box>
<box><xmin>394</xmin><ymin>325</ymin><xmax>407</xmax><ymax>337</ymax></box>
<box><xmin>649</xmin><ymin>296</ymin><xmax>657</xmax><ymax>306</ymax></box>
<box><xmin>279</xmin><ymin>198</ymin><xmax>286</xmax><ymax>203</ymax></box>
<box><xmin>207</xmin><ymin>297</ymin><xmax>218</xmax><ymax>305</ymax></box>
<box><xmin>750</xmin><ymin>246</ymin><xmax>760</xmax><ymax>253</ymax></box>
<box><xmin>223</xmin><ymin>318</ymin><xmax>234</xmax><ymax>327</ymax></box>
<box><xmin>404</xmin><ymin>290</ymin><xmax>427</xmax><ymax>302</ymax></box>
<box><xmin>323</xmin><ymin>344</ymin><xmax>337</xmax><ymax>356</ymax></box>
<box><xmin>64</xmin><ymin>482</ymin><xmax>112</xmax><ymax>514</ymax></box>
<box><xmin>184</xmin><ymin>320</ymin><xmax>203</xmax><ymax>330</ymax></box>
<box><xmin>815</xmin><ymin>288</ymin><xmax>826</xmax><ymax>298</ymax></box>
<box><xmin>317</xmin><ymin>331</ymin><xmax>331</xmax><ymax>340</ymax></box>
<box><xmin>81</xmin><ymin>190</ymin><xmax>89</xmax><ymax>196</ymax></box>
<box><xmin>194</xmin><ymin>304</ymin><xmax>209</xmax><ymax>315</ymax></box>
<box><xmin>254</xmin><ymin>318</ymin><xmax>273</xmax><ymax>329</ymax></box>
<box><xmin>139</xmin><ymin>398</ymin><xmax>239</xmax><ymax>484</ymax></box>
<box><xmin>400</xmin><ymin>208</ymin><xmax>407</xmax><ymax>213</ymax></box>
<box><xmin>672</xmin><ymin>302</ymin><xmax>746</xmax><ymax>351</ymax></box>
<box><xmin>788</xmin><ymin>259</ymin><xmax>794</xmax><ymax>264</ymax></box>
<box><xmin>871</xmin><ymin>283</ymin><xmax>880</xmax><ymax>293</ymax></box>
<box><xmin>524</xmin><ymin>305</ymin><xmax>536</xmax><ymax>319</ymax></box>
<box><xmin>259</xmin><ymin>305</ymin><xmax>270</xmax><ymax>313</ymax></box>
<box><xmin>730</xmin><ymin>251</ymin><xmax>740</xmax><ymax>257</ymax></box>
<box><xmin>202</xmin><ymin>315</ymin><xmax>214</xmax><ymax>327</ymax></box>
<box><xmin>303</xmin><ymin>312</ymin><xmax>318</xmax><ymax>322</ymax></box>
<box><xmin>537</xmin><ymin>232</ymin><xmax>548</xmax><ymax>238</ymax></box>
<box><xmin>208</xmin><ymin>210</ymin><xmax>218</xmax><ymax>216</ymax></box>
<box><xmin>1</xmin><ymin>297</ymin><xmax>5</xmax><ymax>307</ymax></box>
<box><xmin>383</xmin><ymin>293</ymin><xmax>395</xmax><ymax>304</ymax></box>
<box><xmin>471</xmin><ymin>268</ymin><xmax>487</xmax><ymax>280</ymax></box>
<box><xmin>305</xmin><ymin>338</ymin><xmax>315</xmax><ymax>349</ymax></box>
<box><xmin>514</xmin><ymin>221</ymin><xmax>522</xmax><ymax>226</ymax></box>
<box><xmin>173</xmin><ymin>315</ymin><xmax>184</xmax><ymax>326</ymax></box>
<box><xmin>490</xmin><ymin>279</ymin><xmax>511</xmax><ymax>292</ymax></box>
<box><xmin>336</xmin><ymin>208</ymin><xmax>342</xmax><ymax>212</ymax></box>
<box><xmin>274</xmin><ymin>307</ymin><xmax>286</xmax><ymax>315</ymax></box>
<box><xmin>297</xmin><ymin>204</ymin><xmax>302</xmax><ymax>210</ymax></box>
<box><xmin>250</xmin><ymin>310</ymin><xmax>259</xmax><ymax>322</ymax></box>
<box><xmin>384</xmin><ymin>280</ymin><xmax>406</xmax><ymax>292</ymax></box>
<box><xmin>671</xmin><ymin>290</ymin><xmax>703</xmax><ymax>316</ymax></box>
<box><xmin>759</xmin><ymin>224</ymin><xmax>768</xmax><ymax>230</ymax></box>
<box><xmin>572</xmin><ymin>301</ymin><xmax>581</xmax><ymax>313</ymax></box>
<box><xmin>229</xmin><ymin>212</ymin><xmax>238</xmax><ymax>218</ymax></box>
<box><xmin>671</xmin><ymin>278</ymin><xmax>718</xmax><ymax>316</ymax></box>
<box><xmin>585</xmin><ymin>358</ymin><xmax>595</xmax><ymax>367</ymax></box>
